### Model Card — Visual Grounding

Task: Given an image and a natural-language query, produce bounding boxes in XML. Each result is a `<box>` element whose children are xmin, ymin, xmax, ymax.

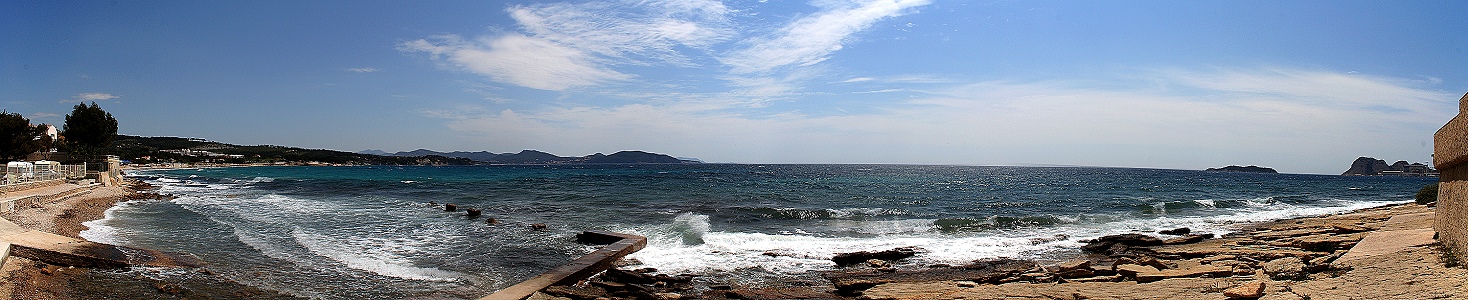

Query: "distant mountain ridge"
<box><xmin>363</xmin><ymin>149</ymin><xmax>697</xmax><ymax>164</ymax></box>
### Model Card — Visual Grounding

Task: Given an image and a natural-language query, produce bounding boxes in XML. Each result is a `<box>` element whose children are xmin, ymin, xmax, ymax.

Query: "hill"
<box><xmin>370</xmin><ymin>149</ymin><xmax>695</xmax><ymax>164</ymax></box>
<box><xmin>110</xmin><ymin>135</ymin><xmax>476</xmax><ymax>165</ymax></box>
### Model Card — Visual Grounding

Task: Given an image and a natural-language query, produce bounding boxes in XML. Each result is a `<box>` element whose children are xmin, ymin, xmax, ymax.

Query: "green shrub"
<box><xmin>1417</xmin><ymin>182</ymin><xmax>1439</xmax><ymax>205</ymax></box>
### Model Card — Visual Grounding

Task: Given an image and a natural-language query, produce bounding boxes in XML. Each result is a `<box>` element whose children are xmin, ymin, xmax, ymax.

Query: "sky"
<box><xmin>3</xmin><ymin>0</ymin><xmax>1467</xmax><ymax>174</ymax></box>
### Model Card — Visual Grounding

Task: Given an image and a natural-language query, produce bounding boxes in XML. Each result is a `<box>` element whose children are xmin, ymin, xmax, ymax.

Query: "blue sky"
<box><xmin>3</xmin><ymin>0</ymin><xmax>1465</xmax><ymax>174</ymax></box>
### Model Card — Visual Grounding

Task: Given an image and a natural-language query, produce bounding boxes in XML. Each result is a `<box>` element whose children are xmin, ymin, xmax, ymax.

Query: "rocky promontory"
<box><xmin>1342</xmin><ymin>157</ymin><xmax>1436</xmax><ymax>176</ymax></box>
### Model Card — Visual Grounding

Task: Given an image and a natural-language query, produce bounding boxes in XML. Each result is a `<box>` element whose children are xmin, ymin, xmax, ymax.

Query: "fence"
<box><xmin>1</xmin><ymin>163</ymin><xmax>87</xmax><ymax>192</ymax></box>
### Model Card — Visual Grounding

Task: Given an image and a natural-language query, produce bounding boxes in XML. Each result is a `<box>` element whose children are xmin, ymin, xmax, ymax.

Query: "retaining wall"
<box><xmin>1433</xmin><ymin>92</ymin><xmax>1468</xmax><ymax>260</ymax></box>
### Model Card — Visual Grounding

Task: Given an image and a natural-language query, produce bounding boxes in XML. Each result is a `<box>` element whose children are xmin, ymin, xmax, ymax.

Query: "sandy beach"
<box><xmin>0</xmin><ymin>178</ymin><xmax>1463</xmax><ymax>299</ymax></box>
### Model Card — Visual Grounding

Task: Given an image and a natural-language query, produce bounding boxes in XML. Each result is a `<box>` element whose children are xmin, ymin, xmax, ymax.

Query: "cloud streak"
<box><xmin>61</xmin><ymin>93</ymin><xmax>119</xmax><ymax>103</ymax></box>
<box><xmin>721</xmin><ymin>0</ymin><xmax>932</xmax><ymax>74</ymax></box>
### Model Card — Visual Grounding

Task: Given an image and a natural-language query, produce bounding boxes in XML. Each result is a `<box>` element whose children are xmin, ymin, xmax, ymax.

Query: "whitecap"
<box><xmin>292</xmin><ymin>231</ymin><xmax>463</xmax><ymax>282</ymax></box>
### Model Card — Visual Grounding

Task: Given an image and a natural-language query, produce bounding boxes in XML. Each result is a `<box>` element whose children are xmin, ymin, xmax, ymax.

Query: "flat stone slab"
<box><xmin>0</xmin><ymin>217</ymin><xmax>202</xmax><ymax>268</ymax></box>
<box><xmin>1335</xmin><ymin>228</ymin><xmax>1437</xmax><ymax>264</ymax></box>
<box><xmin>1379</xmin><ymin>212</ymin><xmax>1434</xmax><ymax>231</ymax></box>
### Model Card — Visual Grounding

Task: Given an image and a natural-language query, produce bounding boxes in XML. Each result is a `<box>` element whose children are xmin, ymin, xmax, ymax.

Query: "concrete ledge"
<box><xmin>481</xmin><ymin>231</ymin><xmax>647</xmax><ymax>300</ymax></box>
<box><xmin>1335</xmin><ymin>228</ymin><xmax>1437</xmax><ymax>264</ymax></box>
<box><xmin>0</xmin><ymin>217</ymin><xmax>203</xmax><ymax>268</ymax></box>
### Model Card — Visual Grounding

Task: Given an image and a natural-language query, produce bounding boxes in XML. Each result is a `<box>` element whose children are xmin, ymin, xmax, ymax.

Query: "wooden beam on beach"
<box><xmin>480</xmin><ymin>231</ymin><xmax>647</xmax><ymax>300</ymax></box>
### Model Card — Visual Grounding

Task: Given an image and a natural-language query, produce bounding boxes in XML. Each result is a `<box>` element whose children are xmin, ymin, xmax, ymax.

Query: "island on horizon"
<box><xmin>1205</xmin><ymin>165</ymin><xmax>1278</xmax><ymax>173</ymax></box>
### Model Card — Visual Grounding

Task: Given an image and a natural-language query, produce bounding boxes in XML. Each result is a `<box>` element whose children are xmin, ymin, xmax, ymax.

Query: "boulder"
<box><xmin>1081</xmin><ymin>234</ymin><xmax>1164</xmax><ymax>254</ymax></box>
<box><xmin>1047</xmin><ymin>259</ymin><xmax>1094</xmax><ymax>278</ymax></box>
<box><xmin>1049</xmin><ymin>259</ymin><xmax>1090</xmax><ymax>272</ymax></box>
<box><xmin>1262</xmin><ymin>257</ymin><xmax>1306</xmax><ymax>280</ymax></box>
<box><xmin>832</xmin><ymin>247</ymin><xmax>920</xmax><ymax>266</ymax></box>
<box><xmin>465</xmin><ymin>208</ymin><xmax>482</xmax><ymax>217</ymax></box>
<box><xmin>444</xmin><ymin>204</ymin><xmax>457</xmax><ymax>212</ymax></box>
<box><xmin>1134</xmin><ymin>256</ymin><xmax>1173</xmax><ymax>270</ymax></box>
<box><xmin>1223</xmin><ymin>280</ymin><xmax>1266</xmax><ymax>299</ymax></box>
<box><xmin>1159</xmin><ymin>227</ymin><xmax>1191</xmax><ymax>235</ymax></box>
<box><xmin>1114</xmin><ymin>264</ymin><xmax>1158</xmax><ymax>278</ymax></box>
<box><xmin>1164</xmin><ymin>234</ymin><xmax>1208</xmax><ymax>245</ymax></box>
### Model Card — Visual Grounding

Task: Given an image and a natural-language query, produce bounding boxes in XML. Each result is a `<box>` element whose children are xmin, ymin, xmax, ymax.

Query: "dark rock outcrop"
<box><xmin>1342</xmin><ymin>157</ymin><xmax>1436</xmax><ymax>175</ymax></box>
<box><xmin>832</xmin><ymin>247</ymin><xmax>921</xmax><ymax>266</ymax></box>
<box><xmin>1159</xmin><ymin>227</ymin><xmax>1191</xmax><ymax>235</ymax></box>
<box><xmin>1081</xmin><ymin>234</ymin><xmax>1164</xmax><ymax>254</ymax></box>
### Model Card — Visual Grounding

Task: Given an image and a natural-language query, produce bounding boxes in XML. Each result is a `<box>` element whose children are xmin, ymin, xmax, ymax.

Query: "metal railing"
<box><xmin>1</xmin><ymin>164</ymin><xmax>87</xmax><ymax>187</ymax></box>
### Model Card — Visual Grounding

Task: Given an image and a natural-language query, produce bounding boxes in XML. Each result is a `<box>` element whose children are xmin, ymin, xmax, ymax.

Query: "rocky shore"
<box><xmin>0</xmin><ymin>180</ymin><xmax>297</xmax><ymax>300</ymax></box>
<box><xmin>532</xmin><ymin>203</ymin><xmax>1466</xmax><ymax>300</ymax></box>
<box><xmin>2</xmin><ymin>179</ymin><xmax>1463</xmax><ymax>300</ymax></box>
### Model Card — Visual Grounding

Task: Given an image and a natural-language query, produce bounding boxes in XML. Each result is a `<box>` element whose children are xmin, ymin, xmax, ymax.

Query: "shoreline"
<box><xmin>543</xmin><ymin>202</ymin><xmax>1465</xmax><ymax>300</ymax></box>
<box><xmin>0</xmin><ymin>180</ymin><xmax>297</xmax><ymax>300</ymax></box>
<box><xmin>1</xmin><ymin>177</ymin><xmax>1459</xmax><ymax>299</ymax></box>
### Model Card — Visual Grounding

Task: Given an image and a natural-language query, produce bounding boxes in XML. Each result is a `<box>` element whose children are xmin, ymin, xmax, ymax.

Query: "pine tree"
<box><xmin>61</xmin><ymin>102</ymin><xmax>119</xmax><ymax>155</ymax></box>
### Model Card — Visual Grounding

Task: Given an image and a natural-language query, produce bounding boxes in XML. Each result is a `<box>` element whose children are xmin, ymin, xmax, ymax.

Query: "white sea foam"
<box><xmin>77</xmin><ymin>201</ymin><xmax>134</xmax><ymax>245</ymax></box>
<box><xmin>292</xmin><ymin>231</ymin><xmax>463</xmax><ymax>282</ymax></box>
<box><xmin>628</xmin><ymin>199</ymin><xmax>1408</xmax><ymax>275</ymax></box>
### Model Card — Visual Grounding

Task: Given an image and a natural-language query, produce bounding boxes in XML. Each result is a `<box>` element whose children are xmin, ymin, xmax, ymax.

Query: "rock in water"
<box><xmin>444</xmin><ymin>204</ymin><xmax>457</xmax><ymax>212</ymax></box>
<box><xmin>465</xmin><ymin>208</ymin><xmax>482</xmax><ymax>217</ymax></box>
<box><xmin>1159</xmin><ymin>227</ymin><xmax>1191</xmax><ymax>235</ymax></box>
<box><xmin>831</xmin><ymin>247</ymin><xmax>921</xmax><ymax>266</ymax></box>
<box><xmin>1081</xmin><ymin>234</ymin><xmax>1164</xmax><ymax>254</ymax></box>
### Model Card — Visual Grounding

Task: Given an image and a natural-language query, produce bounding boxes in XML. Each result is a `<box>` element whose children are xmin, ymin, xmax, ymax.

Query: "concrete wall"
<box><xmin>1434</xmin><ymin>92</ymin><xmax>1468</xmax><ymax>260</ymax></box>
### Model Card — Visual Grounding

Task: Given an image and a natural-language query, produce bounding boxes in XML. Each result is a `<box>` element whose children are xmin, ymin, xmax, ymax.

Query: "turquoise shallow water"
<box><xmin>80</xmin><ymin>165</ymin><xmax>1432</xmax><ymax>299</ymax></box>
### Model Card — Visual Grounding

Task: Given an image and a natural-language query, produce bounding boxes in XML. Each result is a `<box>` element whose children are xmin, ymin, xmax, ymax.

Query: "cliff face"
<box><xmin>1342</xmin><ymin>157</ymin><xmax>1392</xmax><ymax>175</ymax></box>
<box><xmin>1342</xmin><ymin>157</ymin><xmax>1433</xmax><ymax>176</ymax></box>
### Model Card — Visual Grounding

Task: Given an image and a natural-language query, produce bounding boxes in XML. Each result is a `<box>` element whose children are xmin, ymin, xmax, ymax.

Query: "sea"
<box><xmin>76</xmin><ymin>164</ymin><xmax>1433</xmax><ymax>299</ymax></box>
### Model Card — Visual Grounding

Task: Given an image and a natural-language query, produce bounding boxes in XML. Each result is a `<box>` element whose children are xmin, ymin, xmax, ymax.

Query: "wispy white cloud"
<box><xmin>721</xmin><ymin>0</ymin><xmax>932</xmax><ymax>74</ymax></box>
<box><xmin>61</xmin><ymin>93</ymin><xmax>118</xmax><ymax>103</ymax></box>
<box><xmin>429</xmin><ymin>68</ymin><xmax>1453</xmax><ymax>173</ymax></box>
<box><xmin>839</xmin><ymin>77</ymin><xmax>875</xmax><ymax>83</ymax></box>
<box><xmin>347</xmin><ymin>67</ymin><xmax>379</xmax><ymax>73</ymax></box>
<box><xmin>401</xmin><ymin>0</ymin><xmax>732</xmax><ymax>91</ymax></box>
<box><xmin>28</xmin><ymin>112</ymin><xmax>60</xmax><ymax>119</ymax></box>
<box><xmin>401</xmin><ymin>34</ymin><xmax>633</xmax><ymax>91</ymax></box>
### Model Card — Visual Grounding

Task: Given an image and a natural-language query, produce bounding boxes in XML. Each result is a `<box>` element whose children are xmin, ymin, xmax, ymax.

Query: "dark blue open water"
<box><xmin>81</xmin><ymin>165</ymin><xmax>1433</xmax><ymax>299</ymax></box>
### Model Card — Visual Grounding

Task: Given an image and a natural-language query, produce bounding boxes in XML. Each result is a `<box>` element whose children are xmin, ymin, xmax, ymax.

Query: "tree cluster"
<box><xmin>0</xmin><ymin>102</ymin><xmax>119</xmax><ymax>162</ymax></box>
<box><xmin>0</xmin><ymin>111</ymin><xmax>50</xmax><ymax>161</ymax></box>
